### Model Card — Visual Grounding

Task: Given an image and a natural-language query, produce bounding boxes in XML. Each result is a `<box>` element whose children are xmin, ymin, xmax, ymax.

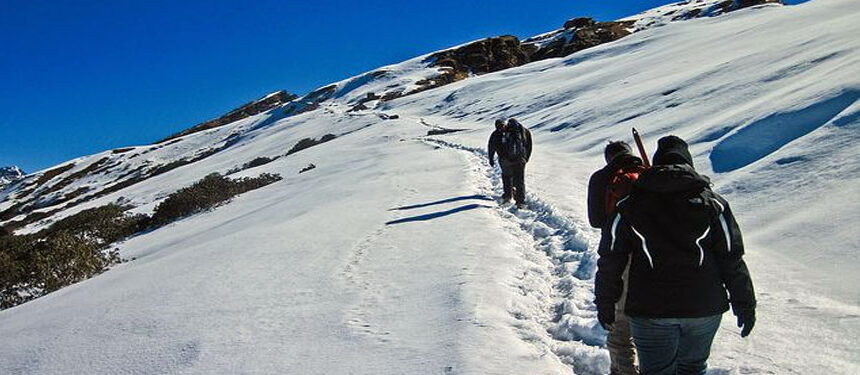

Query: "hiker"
<box><xmin>594</xmin><ymin>136</ymin><xmax>756</xmax><ymax>375</ymax></box>
<box><xmin>487</xmin><ymin>118</ymin><xmax>533</xmax><ymax>207</ymax></box>
<box><xmin>587</xmin><ymin>141</ymin><xmax>645</xmax><ymax>375</ymax></box>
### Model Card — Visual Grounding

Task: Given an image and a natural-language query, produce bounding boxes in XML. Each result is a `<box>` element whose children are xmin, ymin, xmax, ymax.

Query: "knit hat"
<box><xmin>495</xmin><ymin>119</ymin><xmax>506</xmax><ymax>130</ymax></box>
<box><xmin>604</xmin><ymin>141</ymin><xmax>632</xmax><ymax>164</ymax></box>
<box><xmin>653</xmin><ymin>135</ymin><xmax>693</xmax><ymax>167</ymax></box>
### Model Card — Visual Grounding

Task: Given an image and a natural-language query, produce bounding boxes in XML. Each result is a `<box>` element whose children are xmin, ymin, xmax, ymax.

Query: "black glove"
<box><xmin>489</xmin><ymin>159</ymin><xmax>495</xmax><ymax>167</ymax></box>
<box><xmin>597</xmin><ymin>304</ymin><xmax>615</xmax><ymax>331</ymax></box>
<box><xmin>735</xmin><ymin>307</ymin><xmax>756</xmax><ymax>337</ymax></box>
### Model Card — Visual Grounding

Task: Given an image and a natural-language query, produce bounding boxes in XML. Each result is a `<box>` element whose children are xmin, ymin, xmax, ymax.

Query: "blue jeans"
<box><xmin>629</xmin><ymin>314</ymin><xmax>722</xmax><ymax>375</ymax></box>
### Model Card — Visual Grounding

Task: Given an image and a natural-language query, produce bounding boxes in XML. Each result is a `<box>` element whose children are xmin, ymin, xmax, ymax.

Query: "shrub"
<box><xmin>286</xmin><ymin>134</ymin><xmax>337</xmax><ymax>155</ymax></box>
<box><xmin>226</xmin><ymin>156</ymin><xmax>277</xmax><ymax>175</ymax></box>
<box><xmin>150</xmin><ymin>173</ymin><xmax>281</xmax><ymax>226</ymax></box>
<box><xmin>0</xmin><ymin>173</ymin><xmax>280</xmax><ymax>310</ymax></box>
<box><xmin>0</xmin><ymin>205</ymin><xmax>134</xmax><ymax>309</ymax></box>
<box><xmin>44</xmin><ymin>204</ymin><xmax>149</xmax><ymax>244</ymax></box>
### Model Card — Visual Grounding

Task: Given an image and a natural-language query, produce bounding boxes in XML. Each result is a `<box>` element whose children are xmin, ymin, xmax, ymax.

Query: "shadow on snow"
<box><xmin>385</xmin><ymin>203</ymin><xmax>492</xmax><ymax>225</ymax></box>
<box><xmin>388</xmin><ymin>194</ymin><xmax>494</xmax><ymax>211</ymax></box>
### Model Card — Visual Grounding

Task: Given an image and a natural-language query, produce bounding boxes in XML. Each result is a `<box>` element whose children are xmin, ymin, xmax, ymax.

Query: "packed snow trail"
<box><xmin>425</xmin><ymin>137</ymin><xmax>611</xmax><ymax>373</ymax></box>
<box><xmin>420</xmin><ymin>121</ymin><xmax>860</xmax><ymax>374</ymax></box>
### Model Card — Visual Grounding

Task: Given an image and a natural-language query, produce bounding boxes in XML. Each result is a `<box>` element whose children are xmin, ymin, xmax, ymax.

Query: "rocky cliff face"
<box><xmin>159</xmin><ymin>90</ymin><xmax>298</xmax><ymax>142</ymax></box>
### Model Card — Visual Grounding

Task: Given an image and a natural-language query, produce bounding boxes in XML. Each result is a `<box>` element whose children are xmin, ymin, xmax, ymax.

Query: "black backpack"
<box><xmin>501</xmin><ymin>126</ymin><xmax>526</xmax><ymax>162</ymax></box>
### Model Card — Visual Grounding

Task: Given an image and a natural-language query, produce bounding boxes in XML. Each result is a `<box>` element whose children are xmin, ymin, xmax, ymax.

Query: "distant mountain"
<box><xmin>0</xmin><ymin>166</ymin><xmax>24</xmax><ymax>187</ymax></box>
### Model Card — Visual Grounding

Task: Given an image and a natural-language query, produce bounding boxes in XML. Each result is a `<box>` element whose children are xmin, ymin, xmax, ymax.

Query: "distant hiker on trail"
<box><xmin>595</xmin><ymin>136</ymin><xmax>756</xmax><ymax>375</ymax></box>
<box><xmin>587</xmin><ymin>141</ymin><xmax>645</xmax><ymax>375</ymax></box>
<box><xmin>488</xmin><ymin>118</ymin><xmax>533</xmax><ymax>208</ymax></box>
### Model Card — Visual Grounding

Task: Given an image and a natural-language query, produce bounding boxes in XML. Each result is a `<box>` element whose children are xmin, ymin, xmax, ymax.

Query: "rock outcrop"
<box><xmin>159</xmin><ymin>90</ymin><xmax>298</xmax><ymax>143</ymax></box>
<box><xmin>623</xmin><ymin>0</ymin><xmax>784</xmax><ymax>31</ymax></box>
<box><xmin>524</xmin><ymin>19</ymin><xmax>634</xmax><ymax>61</ymax></box>
<box><xmin>0</xmin><ymin>166</ymin><xmax>25</xmax><ymax>187</ymax></box>
<box><xmin>408</xmin><ymin>36</ymin><xmax>533</xmax><ymax>95</ymax></box>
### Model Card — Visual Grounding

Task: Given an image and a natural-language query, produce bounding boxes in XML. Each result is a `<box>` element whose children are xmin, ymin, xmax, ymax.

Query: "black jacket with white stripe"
<box><xmin>594</xmin><ymin>164</ymin><xmax>756</xmax><ymax>319</ymax></box>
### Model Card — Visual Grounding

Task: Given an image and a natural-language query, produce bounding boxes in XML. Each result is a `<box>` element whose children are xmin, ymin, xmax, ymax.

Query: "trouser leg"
<box><xmin>512</xmin><ymin>164</ymin><xmax>525</xmax><ymax>204</ymax></box>
<box><xmin>629</xmin><ymin>317</ymin><xmax>680</xmax><ymax>375</ymax></box>
<box><xmin>607</xmin><ymin>309</ymin><xmax>638</xmax><ymax>375</ymax></box>
<box><xmin>501</xmin><ymin>169</ymin><xmax>513</xmax><ymax>201</ymax></box>
<box><xmin>676</xmin><ymin>314</ymin><xmax>721</xmax><ymax>375</ymax></box>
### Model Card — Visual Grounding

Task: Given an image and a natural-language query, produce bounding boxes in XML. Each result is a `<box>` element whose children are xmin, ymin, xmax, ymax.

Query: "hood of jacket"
<box><xmin>636</xmin><ymin>164</ymin><xmax>711</xmax><ymax>193</ymax></box>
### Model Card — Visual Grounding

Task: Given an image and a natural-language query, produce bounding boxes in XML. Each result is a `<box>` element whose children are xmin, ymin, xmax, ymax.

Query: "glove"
<box><xmin>489</xmin><ymin>159</ymin><xmax>495</xmax><ymax>167</ymax></box>
<box><xmin>735</xmin><ymin>307</ymin><xmax>756</xmax><ymax>337</ymax></box>
<box><xmin>597</xmin><ymin>303</ymin><xmax>615</xmax><ymax>331</ymax></box>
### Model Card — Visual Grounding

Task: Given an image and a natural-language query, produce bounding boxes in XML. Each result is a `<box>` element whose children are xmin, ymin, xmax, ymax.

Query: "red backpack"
<box><xmin>605</xmin><ymin>164</ymin><xmax>647</xmax><ymax>216</ymax></box>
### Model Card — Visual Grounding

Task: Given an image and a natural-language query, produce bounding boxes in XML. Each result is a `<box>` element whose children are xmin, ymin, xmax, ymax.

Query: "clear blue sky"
<box><xmin>0</xmin><ymin>0</ymin><xmax>803</xmax><ymax>172</ymax></box>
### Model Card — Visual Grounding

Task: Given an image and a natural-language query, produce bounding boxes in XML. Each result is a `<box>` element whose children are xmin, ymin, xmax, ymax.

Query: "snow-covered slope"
<box><xmin>2</xmin><ymin>0</ymin><xmax>860</xmax><ymax>374</ymax></box>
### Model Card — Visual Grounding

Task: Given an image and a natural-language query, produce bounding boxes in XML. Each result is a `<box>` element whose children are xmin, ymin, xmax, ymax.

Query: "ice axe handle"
<box><xmin>632</xmin><ymin>128</ymin><xmax>651</xmax><ymax>168</ymax></box>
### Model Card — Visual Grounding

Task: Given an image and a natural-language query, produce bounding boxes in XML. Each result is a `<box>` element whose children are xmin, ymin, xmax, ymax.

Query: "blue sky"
<box><xmin>0</xmin><ymin>0</ymin><xmax>802</xmax><ymax>172</ymax></box>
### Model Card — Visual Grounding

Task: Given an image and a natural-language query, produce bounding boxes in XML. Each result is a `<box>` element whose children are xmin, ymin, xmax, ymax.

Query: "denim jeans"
<box><xmin>628</xmin><ymin>314</ymin><xmax>722</xmax><ymax>375</ymax></box>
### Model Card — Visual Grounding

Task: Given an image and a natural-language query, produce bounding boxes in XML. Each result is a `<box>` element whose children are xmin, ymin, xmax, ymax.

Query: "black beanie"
<box><xmin>653</xmin><ymin>135</ymin><xmax>694</xmax><ymax>167</ymax></box>
<box><xmin>604</xmin><ymin>141</ymin><xmax>632</xmax><ymax>164</ymax></box>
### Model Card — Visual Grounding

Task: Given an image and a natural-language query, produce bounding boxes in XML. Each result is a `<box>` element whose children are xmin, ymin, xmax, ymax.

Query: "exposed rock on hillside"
<box><xmin>623</xmin><ymin>0</ymin><xmax>783</xmax><ymax>31</ymax></box>
<box><xmin>411</xmin><ymin>36</ymin><xmax>533</xmax><ymax>95</ymax></box>
<box><xmin>0</xmin><ymin>166</ymin><xmax>25</xmax><ymax>187</ymax></box>
<box><xmin>159</xmin><ymin>90</ymin><xmax>298</xmax><ymax>142</ymax></box>
<box><xmin>525</xmin><ymin>19</ymin><xmax>634</xmax><ymax>61</ymax></box>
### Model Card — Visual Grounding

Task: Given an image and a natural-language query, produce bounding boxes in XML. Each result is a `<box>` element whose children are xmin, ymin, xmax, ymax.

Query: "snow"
<box><xmin>2</xmin><ymin>0</ymin><xmax>860</xmax><ymax>373</ymax></box>
<box><xmin>0</xmin><ymin>166</ymin><xmax>25</xmax><ymax>187</ymax></box>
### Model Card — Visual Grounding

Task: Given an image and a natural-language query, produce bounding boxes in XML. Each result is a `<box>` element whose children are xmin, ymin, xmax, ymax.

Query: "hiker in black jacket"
<box><xmin>595</xmin><ymin>136</ymin><xmax>756</xmax><ymax>375</ymax></box>
<box><xmin>488</xmin><ymin>118</ymin><xmax>533</xmax><ymax>207</ymax></box>
<box><xmin>588</xmin><ymin>141</ymin><xmax>645</xmax><ymax>228</ymax></box>
<box><xmin>587</xmin><ymin>141</ymin><xmax>644</xmax><ymax>375</ymax></box>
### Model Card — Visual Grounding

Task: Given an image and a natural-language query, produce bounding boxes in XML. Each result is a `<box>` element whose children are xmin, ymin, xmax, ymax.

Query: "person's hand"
<box><xmin>489</xmin><ymin>159</ymin><xmax>495</xmax><ymax>167</ymax></box>
<box><xmin>598</xmin><ymin>304</ymin><xmax>615</xmax><ymax>331</ymax></box>
<box><xmin>736</xmin><ymin>307</ymin><xmax>756</xmax><ymax>337</ymax></box>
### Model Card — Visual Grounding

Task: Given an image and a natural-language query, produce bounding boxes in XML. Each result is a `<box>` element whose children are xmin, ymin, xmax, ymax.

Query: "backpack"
<box><xmin>605</xmin><ymin>163</ymin><xmax>647</xmax><ymax>215</ymax></box>
<box><xmin>501</xmin><ymin>127</ymin><xmax>526</xmax><ymax>162</ymax></box>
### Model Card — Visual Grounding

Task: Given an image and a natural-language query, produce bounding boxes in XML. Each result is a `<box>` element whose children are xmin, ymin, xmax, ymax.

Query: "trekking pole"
<box><xmin>632</xmin><ymin>127</ymin><xmax>651</xmax><ymax>168</ymax></box>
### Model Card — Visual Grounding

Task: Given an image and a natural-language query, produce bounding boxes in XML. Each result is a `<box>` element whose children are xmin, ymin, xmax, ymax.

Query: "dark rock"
<box><xmin>158</xmin><ymin>90</ymin><xmax>298</xmax><ymax>143</ymax></box>
<box><xmin>409</xmin><ymin>36</ymin><xmax>531</xmax><ymax>95</ymax></box>
<box><xmin>299</xmin><ymin>164</ymin><xmax>316</xmax><ymax>174</ymax></box>
<box><xmin>348</xmin><ymin>103</ymin><xmax>369</xmax><ymax>112</ymax></box>
<box><xmin>527</xmin><ymin>20</ymin><xmax>634</xmax><ymax>61</ymax></box>
<box><xmin>429</xmin><ymin>35</ymin><xmax>530</xmax><ymax>75</ymax></box>
<box><xmin>427</xmin><ymin>128</ymin><xmax>465</xmax><ymax>136</ymax></box>
<box><xmin>380</xmin><ymin>91</ymin><xmax>404</xmax><ymax>101</ymax></box>
<box><xmin>564</xmin><ymin>17</ymin><xmax>595</xmax><ymax>29</ymax></box>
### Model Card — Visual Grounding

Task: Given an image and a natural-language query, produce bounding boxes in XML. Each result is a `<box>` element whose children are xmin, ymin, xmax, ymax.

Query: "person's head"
<box><xmin>653</xmin><ymin>135</ymin><xmax>694</xmax><ymax>167</ymax></box>
<box><xmin>507</xmin><ymin>118</ymin><xmax>521</xmax><ymax>131</ymax></box>
<box><xmin>495</xmin><ymin>119</ymin><xmax>506</xmax><ymax>130</ymax></box>
<box><xmin>604</xmin><ymin>141</ymin><xmax>632</xmax><ymax>164</ymax></box>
